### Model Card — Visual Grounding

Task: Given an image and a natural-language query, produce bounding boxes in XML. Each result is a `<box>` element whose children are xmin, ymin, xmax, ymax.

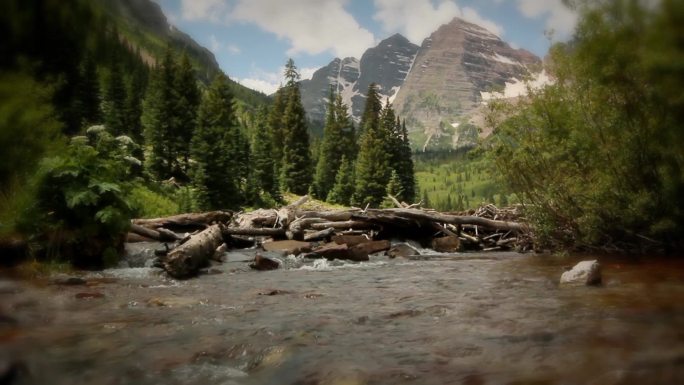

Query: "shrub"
<box><xmin>22</xmin><ymin>129</ymin><xmax>137</xmax><ymax>267</ymax></box>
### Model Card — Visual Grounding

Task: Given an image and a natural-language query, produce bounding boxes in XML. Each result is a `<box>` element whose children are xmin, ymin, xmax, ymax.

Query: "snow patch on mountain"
<box><xmin>480</xmin><ymin>70</ymin><xmax>553</xmax><ymax>102</ymax></box>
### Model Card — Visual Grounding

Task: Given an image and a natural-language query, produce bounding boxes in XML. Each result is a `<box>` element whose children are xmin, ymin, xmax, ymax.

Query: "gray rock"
<box><xmin>560</xmin><ymin>260</ymin><xmax>602</xmax><ymax>286</ymax></box>
<box><xmin>387</xmin><ymin>243</ymin><xmax>421</xmax><ymax>258</ymax></box>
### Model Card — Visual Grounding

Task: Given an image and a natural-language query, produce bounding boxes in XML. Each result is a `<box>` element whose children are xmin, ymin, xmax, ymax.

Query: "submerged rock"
<box><xmin>560</xmin><ymin>260</ymin><xmax>602</xmax><ymax>286</ymax></box>
<box><xmin>387</xmin><ymin>243</ymin><xmax>420</xmax><ymax>259</ymax></box>
<box><xmin>249</xmin><ymin>254</ymin><xmax>280</xmax><ymax>271</ymax></box>
<box><xmin>431</xmin><ymin>235</ymin><xmax>461</xmax><ymax>252</ymax></box>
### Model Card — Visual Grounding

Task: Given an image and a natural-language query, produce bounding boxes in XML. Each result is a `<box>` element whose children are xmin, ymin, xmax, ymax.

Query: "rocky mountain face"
<box><xmin>300</xmin><ymin>34</ymin><xmax>419</xmax><ymax>124</ymax></box>
<box><xmin>300</xmin><ymin>17</ymin><xmax>541</xmax><ymax>150</ymax></box>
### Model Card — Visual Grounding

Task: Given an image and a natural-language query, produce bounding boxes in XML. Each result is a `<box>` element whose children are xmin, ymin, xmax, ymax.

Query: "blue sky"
<box><xmin>156</xmin><ymin>0</ymin><xmax>578</xmax><ymax>94</ymax></box>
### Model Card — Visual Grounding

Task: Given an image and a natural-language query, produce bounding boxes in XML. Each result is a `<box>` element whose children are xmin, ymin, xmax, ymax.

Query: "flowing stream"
<box><xmin>1</xmin><ymin>251</ymin><xmax>684</xmax><ymax>385</ymax></box>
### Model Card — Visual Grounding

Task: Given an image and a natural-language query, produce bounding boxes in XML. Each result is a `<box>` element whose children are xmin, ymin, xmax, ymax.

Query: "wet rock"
<box><xmin>431</xmin><ymin>235</ymin><xmax>461</xmax><ymax>252</ymax></box>
<box><xmin>262</xmin><ymin>240</ymin><xmax>312</xmax><ymax>256</ymax></box>
<box><xmin>52</xmin><ymin>276</ymin><xmax>87</xmax><ymax>286</ymax></box>
<box><xmin>249</xmin><ymin>254</ymin><xmax>280</xmax><ymax>271</ymax></box>
<box><xmin>123</xmin><ymin>242</ymin><xmax>160</xmax><ymax>267</ymax></box>
<box><xmin>310</xmin><ymin>243</ymin><xmax>352</xmax><ymax>260</ymax></box>
<box><xmin>349</xmin><ymin>240</ymin><xmax>391</xmax><ymax>261</ymax></box>
<box><xmin>387</xmin><ymin>243</ymin><xmax>420</xmax><ymax>259</ymax></box>
<box><xmin>258</xmin><ymin>289</ymin><xmax>291</xmax><ymax>296</ymax></box>
<box><xmin>332</xmin><ymin>234</ymin><xmax>372</xmax><ymax>247</ymax></box>
<box><xmin>75</xmin><ymin>292</ymin><xmax>105</xmax><ymax>299</ymax></box>
<box><xmin>560</xmin><ymin>260</ymin><xmax>602</xmax><ymax>286</ymax></box>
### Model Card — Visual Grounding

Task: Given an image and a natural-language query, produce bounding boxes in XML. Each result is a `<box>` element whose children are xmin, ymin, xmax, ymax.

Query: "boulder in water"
<box><xmin>387</xmin><ymin>243</ymin><xmax>420</xmax><ymax>259</ymax></box>
<box><xmin>560</xmin><ymin>260</ymin><xmax>602</xmax><ymax>286</ymax></box>
<box><xmin>431</xmin><ymin>235</ymin><xmax>461</xmax><ymax>252</ymax></box>
<box><xmin>250</xmin><ymin>254</ymin><xmax>280</xmax><ymax>271</ymax></box>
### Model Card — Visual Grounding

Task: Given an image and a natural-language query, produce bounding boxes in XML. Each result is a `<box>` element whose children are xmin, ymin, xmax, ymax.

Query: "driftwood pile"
<box><xmin>128</xmin><ymin>196</ymin><xmax>531</xmax><ymax>279</ymax></box>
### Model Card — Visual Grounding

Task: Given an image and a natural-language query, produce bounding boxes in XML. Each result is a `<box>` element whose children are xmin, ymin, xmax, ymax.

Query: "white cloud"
<box><xmin>209</xmin><ymin>34</ymin><xmax>221</xmax><ymax>54</ymax></box>
<box><xmin>229</xmin><ymin>0</ymin><xmax>376</xmax><ymax>58</ymax></box>
<box><xmin>208</xmin><ymin>34</ymin><xmax>241</xmax><ymax>55</ymax></box>
<box><xmin>180</xmin><ymin>0</ymin><xmax>227</xmax><ymax>22</ymax></box>
<box><xmin>373</xmin><ymin>0</ymin><xmax>504</xmax><ymax>44</ymax></box>
<box><xmin>238</xmin><ymin>78</ymin><xmax>280</xmax><ymax>95</ymax></box>
<box><xmin>237</xmin><ymin>63</ymin><xmax>318</xmax><ymax>94</ymax></box>
<box><xmin>516</xmin><ymin>0</ymin><xmax>578</xmax><ymax>38</ymax></box>
<box><xmin>299</xmin><ymin>67</ymin><xmax>318</xmax><ymax>81</ymax></box>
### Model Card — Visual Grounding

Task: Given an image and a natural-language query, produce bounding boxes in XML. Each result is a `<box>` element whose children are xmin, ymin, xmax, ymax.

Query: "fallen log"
<box><xmin>374</xmin><ymin>208</ymin><xmax>528</xmax><ymax>233</ymax></box>
<box><xmin>161</xmin><ymin>224</ymin><xmax>224</xmax><ymax>279</ymax></box>
<box><xmin>133</xmin><ymin>211</ymin><xmax>232</xmax><ymax>231</ymax></box>
<box><xmin>310</xmin><ymin>220</ymin><xmax>377</xmax><ymax>230</ymax></box>
<box><xmin>222</xmin><ymin>227</ymin><xmax>286</xmax><ymax>237</ymax></box>
<box><xmin>304</xmin><ymin>227</ymin><xmax>335</xmax><ymax>242</ymax></box>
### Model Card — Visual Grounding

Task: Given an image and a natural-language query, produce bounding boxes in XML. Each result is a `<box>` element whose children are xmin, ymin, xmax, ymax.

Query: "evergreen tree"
<box><xmin>250</xmin><ymin>106</ymin><xmax>280</xmax><ymax>200</ymax></box>
<box><xmin>75</xmin><ymin>53</ymin><xmax>101</xmax><ymax>127</ymax></box>
<box><xmin>279</xmin><ymin>59</ymin><xmax>312</xmax><ymax>194</ymax></box>
<box><xmin>142</xmin><ymin>47</ymin><xmax>179</xmax><ymax>179</ymax></box>
<box><xmin>335</xmin><ymin>93</ymin><xmax>357</xmax><ymax>161</ymax></box>
<box><xmin>191</xmin><ymin>73</ymin><xmax>245</xmax><ymax>209</ymax></box>
<box><xmin>312</xmin><ymin>87</ymin><xmax>345</xmax><ymax>199</ymax></box>
<box><xmin>395</xmin><ymin>119</ymin><xmax>416</xmax><ymax>202</ymax></box>
<box><xmin>327</xmin><ymin>156</ymin><xmax>355</xmax><ymax>205</ymax></box>
<box><xmin>175</xmin><ymin>52</ymin><xmax>201</xmax><ymax>172</ymax></box>
<box><xmin>386</xmin><ymin>169</ymin><xmax>403</xmax><ymax>199</ymax></box>
<box><xmin>358</xmin><ymin>82</ymin><xmax>382</xmax><ymax>139</ymax></box>
<box><xmin>353</xmin><ymin>84</ymin><xmax>391</xmax><ymax>207</ymax></box>
<box><xmin>124</xmin><ymin>65</ymin><xmax>147</xmax><ymax>141</ymax></box>
<box><xmin>103</xmin><ymin>60</ymin><xmax>127</xmax><ymax>135</ymax></box>
<box><xmin>268</xmin><ymin>88</ymin><xmax>286</xmax><ymax>177</ymax></box>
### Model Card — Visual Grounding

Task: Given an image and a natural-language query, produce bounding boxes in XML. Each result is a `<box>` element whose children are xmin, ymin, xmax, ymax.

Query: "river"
<box><xmin>1</xmin><ymin>251</ymin><xmax>684</xmax><ymax>385</ymax></box>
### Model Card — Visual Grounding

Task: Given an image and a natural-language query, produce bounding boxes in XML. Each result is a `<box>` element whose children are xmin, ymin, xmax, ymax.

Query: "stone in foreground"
<box><xmin>560</xmin><ymin>260</ymin><xmax>602</xmax><ymax>286</ymax></box>
<box><xmin>250</xmin><ymin>254</ymin><xmax>280</xmax><ymax>271</ymax></box>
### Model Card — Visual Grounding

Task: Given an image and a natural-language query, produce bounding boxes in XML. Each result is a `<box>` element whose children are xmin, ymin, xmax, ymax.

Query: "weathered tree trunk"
<box><xmin>369</xmin><ymin>208</ymin><xmax>528</xmax><ymax>233</ymax></box>
<box><xmin>161</xmin><ymin>224</ymin><xmax>224</xmax><ymax>279</ymax></box>
<box><xmin>133</xmin><ymin>211</ymin><xmax>232</xmax><ymax>231</ymax></box>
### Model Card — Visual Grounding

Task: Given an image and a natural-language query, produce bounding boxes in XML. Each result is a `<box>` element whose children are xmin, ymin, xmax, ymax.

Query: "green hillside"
<box><xmin>95</xmin><ymin>0</ymin><xmax>270</xmax><ymax>108</ymax></box>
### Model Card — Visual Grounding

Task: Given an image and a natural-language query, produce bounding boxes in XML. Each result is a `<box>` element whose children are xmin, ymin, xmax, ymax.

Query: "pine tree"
<box><xmin>335</xmin><ymin>93</ymin><xmax>357</xmax><ymax>161</ymax></box>
<box><xmin>75</xmin><ymin>53</ymin><xmax>101</xmax><ymax>127</ymax></box>
<box><xmin>312</xmin><ymin>86</ymin><xmax>345</xmax><ymax>199</ymax></box>
<box><xmin>268</xmin><ymin>88</ymin><xmax>286</xmax><ymax>177</ymax></box>
<box><xmin>175</xmin><ymin>52</ymin><xmax>201</xmax><ymax>172</ymax></box>
<box><xmin>191</xmin><ymin>73</ymin><xmax>245</xmax><ymax>209</ymax></box>
<box><xmin>386</xmin><ymin>169</ymin><xmax>403</xmax><ymax>198</ymax></box>
<box><xmin>250</xmin><ymin>106</ymin><xmax>280</xmax><ymax>200</ymax></box>
<box><xmin>353</xmin><ymin>84</ymin><xmax>391</xmax><ymax>207</ymax></box>
<box><xmin>279</xmin><ymin>59</ymin><xmax>312</xmax><ymax>194</ymax></box>
<box><xmin>142</xmin><ymin>47</ymin><xmax>179</xmax><ymax>179</ymax></box>
<box><xmin>103</xmin><ymin>60</ymin><xmax>127</xmax><ymax>135</ymax></box>
<box><xmin>327</xmin><ymin>156</ymin><xmax>355</xmax><ymax>205</ymax></box>
<box><xmin>395</xmin><ymin>119</ymin><xmax>416</xmax><ymax>202</ymax></box>
<box><xmin>358</xmin><ymin>82</ymin><xmax>382</xmax><ymax>139</ymax></box>
<box><xmin>124</xmin><ymin>65</ymin><xmax>147</xmax><ymax>142</ymax></box>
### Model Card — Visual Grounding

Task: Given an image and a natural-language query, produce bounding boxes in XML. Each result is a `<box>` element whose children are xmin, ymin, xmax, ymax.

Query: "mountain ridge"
<box><xmin>300</xmin><ymin>17</ymin><xmax>543</xmax><ymax>150</ymax></box>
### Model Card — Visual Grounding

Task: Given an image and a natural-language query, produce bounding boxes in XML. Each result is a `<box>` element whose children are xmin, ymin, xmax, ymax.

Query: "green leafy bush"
<box><xmin>23</xmin><ymin>128</ymin><xmax>137</xmax><ymax>267</ymax></box>
<box><xmin>486</xmin><ymin>0</ymin><xmax>684</xmax><ymax>252</ymax></box>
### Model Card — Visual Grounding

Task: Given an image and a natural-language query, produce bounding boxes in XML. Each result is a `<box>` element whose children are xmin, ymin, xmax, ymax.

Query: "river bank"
<box><xmin>1</xmin><ymin>252</ymin><xmax>684</xmax><ymax>385</ymax></box>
